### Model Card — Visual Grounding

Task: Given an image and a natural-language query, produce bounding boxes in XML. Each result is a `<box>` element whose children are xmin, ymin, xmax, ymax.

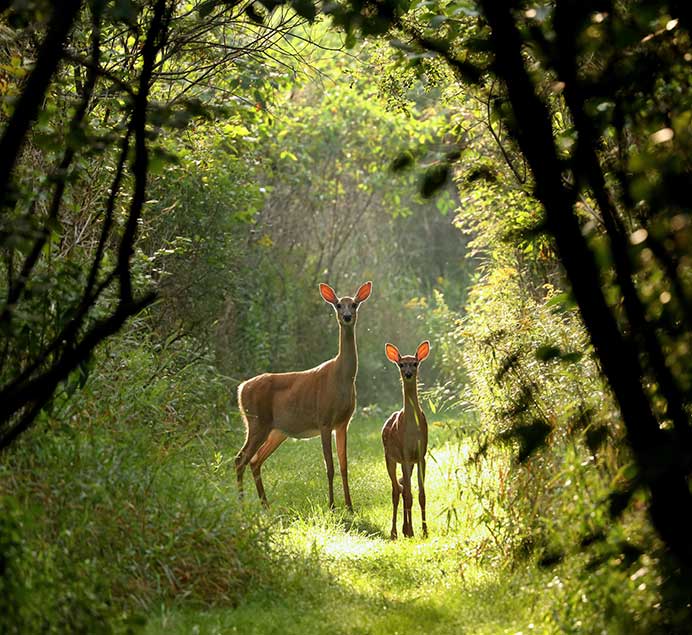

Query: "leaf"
<box><xmin>420</xmin><ymin>164</ymin><xmax>450</xmax><ymax>198</ymax></box>
<box><xmin>545</xmin><ymin>291</ymin><xmax>577</xmax><ymax>312</ymax></box>
<box><xmin>608</xmin><ymin>486</ymin><xmax>634</xmax><ymax>519</ymax></box>
<box><xmin>197</xmin><ymin>0</ymin><xmax>219</xmax><ymax>17</ymax></box>
<box><xmin>390</xmin><ymin>151</ymin><xmax>414</xmax><ymax>172</ymax></box>
<box><xmin>585</xmin><ymin>423</ymin><xmax>609</xmax><ymax>454</ymax></box>
<box><xmin>111</xmin><ymin>0</ymin><xmax>139</xmax><ymax>23</ymax></box>
<box><xmin>535</xmin><ymin>345</ymin><xmax>561</xmax><ymax>362</ymax></box>
<box><xmin>538</xmin><ymin>549</ymin><xmax>564</xmax><ymax>568</ymax></box>
<box><xmin>500</xmin><ymin>419</ymin><xmax>552</xmax><ymax>463</ymax></box>
<box><xmin>245</xmin><ymin>3</ymin><xmax>265</xmax><ymax>23</ymax></box>
<box><xmin>292</xmin><ymin>0</ymin><xmax>317</xmax><ymax>20</ymax></box>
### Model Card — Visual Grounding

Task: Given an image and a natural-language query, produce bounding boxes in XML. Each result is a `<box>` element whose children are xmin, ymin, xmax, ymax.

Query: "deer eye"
<box><xmin>413</xmin><ymin>362</ymin><xmax>418</xmax><ymax>367</ymax></box>
<box><xmin>352</xmin><ymin>303</ymin><xmax>357</xmax><ymax>309</ymax></box>
<box><xmin>336</xmin><ymin>303</ymin><xmax>341</xmax><ymax>309</ymax></box>
<box><xmin>398</xmin><ymin>363</ymin><xmax>403</xmax><ymax>368</ymax></box>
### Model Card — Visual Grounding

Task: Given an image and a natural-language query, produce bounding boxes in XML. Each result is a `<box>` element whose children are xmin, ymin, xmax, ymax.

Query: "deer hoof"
<box><xmin>390</xmin><ymin>530</ymin><xmax>398</xmax><ymax>540</ymax></box>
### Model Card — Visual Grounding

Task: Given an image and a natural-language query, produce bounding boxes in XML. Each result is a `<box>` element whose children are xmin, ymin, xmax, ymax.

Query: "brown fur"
<box><xmin>235</xmin><ymin>282</ymin><xmax>372</xmax><ymax>509</ymax></box>
<box><xmin>381</xmin><ymin>341</ymin><xmax>430</xmax><ymax>539</ymax></box>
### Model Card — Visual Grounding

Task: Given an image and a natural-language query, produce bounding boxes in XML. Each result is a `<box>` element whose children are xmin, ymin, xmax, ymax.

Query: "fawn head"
<box><xmin>385</xmin><ymin>340</ymin><xmax>431</xmax><ymax>382</ymax></box>
<box><xmin>319</xmin><ymin>281</ymin><xmax>372</xmax><ymax>327</ymax></box>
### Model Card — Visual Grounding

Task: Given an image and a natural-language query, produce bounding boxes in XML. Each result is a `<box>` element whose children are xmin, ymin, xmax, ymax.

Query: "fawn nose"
<box><xmin>404</xmin><ymin>371</ymin><xmax>413</xmax><ymax>379</ymax></box>
<box><xmin>343</xmin><ymin>314</ymin><xmax>352</xmax><ymax>322</ymax></box>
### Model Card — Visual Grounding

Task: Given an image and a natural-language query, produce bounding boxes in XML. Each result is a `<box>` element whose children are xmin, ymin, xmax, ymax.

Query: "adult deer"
<box><xmin>235</xmin><ymin>281</ymin><xmax>372</xmax><ymax>510</ymax></box>
<box><xmin>382</xmin><ymin>340</ymin><xmax>431</xmax><ymax>539</ymax></box>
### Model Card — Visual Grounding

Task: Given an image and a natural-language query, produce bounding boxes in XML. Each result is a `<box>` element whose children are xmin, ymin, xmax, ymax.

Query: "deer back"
<box><xmin>240</xmin><ymin>358</ymin><xmax>356</xmax><ymax>438</ymax></box>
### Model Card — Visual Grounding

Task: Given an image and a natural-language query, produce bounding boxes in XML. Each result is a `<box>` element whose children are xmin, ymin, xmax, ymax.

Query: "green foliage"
<box><xmin>3</xmin><ymin>0</ymin><xmax>692</xmax><ymax>632</ymax></box>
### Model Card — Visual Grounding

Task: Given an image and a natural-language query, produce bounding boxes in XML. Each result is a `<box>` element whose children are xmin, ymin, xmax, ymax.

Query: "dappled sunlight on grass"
<box><xmin>144</xmin><ymin>415</ymin><xmax>542</xmax><ymax>634</ymax></box>
<box><xmin>322</xmin><ymin>532</ymin><xmax>384</xmax><ymax>559</ymax></box>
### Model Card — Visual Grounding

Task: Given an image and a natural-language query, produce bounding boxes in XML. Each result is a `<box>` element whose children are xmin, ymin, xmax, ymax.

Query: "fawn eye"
<box><xmin>398</xmin><ymin>363</ymin><xmax>403</xmax><ymax>368</ymax></box>
<box><xmin>413</xmin><ymin>362</ymin><xmax>418</xmax><ymax>367</ymax></box>
<box><xmin>336</xmin><ymin>303</ymin><xmax>341</xmax><ymax>309</ymax></box>
<box><xmin>352</xmin><ymin>303</ymin><xmax>357</xmax><ymax>309</ymax></box>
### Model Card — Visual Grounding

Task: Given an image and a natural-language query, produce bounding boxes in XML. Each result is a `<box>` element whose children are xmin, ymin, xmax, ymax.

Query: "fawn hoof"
<box><xmin>390</xmin><ymin>530</ymin><xmax>398</xmax><ymax>540</ymax></box>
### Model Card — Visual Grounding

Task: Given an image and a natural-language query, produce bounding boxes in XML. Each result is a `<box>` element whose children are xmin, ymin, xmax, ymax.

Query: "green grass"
<box><xmin>1</xmin><ymin>398</ymin><xmax>549</xmax><ymax>634</ymax></box>
<box><xmin>144</xmin><ymin>414</ymin><xmax>544</xmax><ymax>635</ymax></box>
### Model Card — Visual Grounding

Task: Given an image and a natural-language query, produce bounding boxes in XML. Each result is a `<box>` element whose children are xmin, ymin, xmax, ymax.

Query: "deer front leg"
<box><xmin>418</xmin><ymin>457</ymin><xmax>427</xmax><ymax>537</ymax></box>
<box><xmin>320</xmin><ymin>427</ymin><xmax>335</xmax><ymax>509</ymax></box>
<box><xmin>386</xmin><ymin>455</ymin><xmax>400</xmax><ymax>540</ymax></box>
<box><xmin>335</xmin><ymin>424</ymin><xmax>353</xmax><ymax>511</ymax></box>
<box><xmin>401</xmin><ymin>462</ymin><xmax>414</xmax><ymax>538</ymax></box>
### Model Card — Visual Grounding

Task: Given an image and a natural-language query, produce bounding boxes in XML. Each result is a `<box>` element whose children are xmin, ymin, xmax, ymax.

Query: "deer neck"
<box><xmin>401</xmin><ymin>381</ymin><xmax>421</xmax><ymax>423</ymax></box>
<box><xmin>335</xmin><ymin>324</ymin><xmax>357</xmax><ymax>380</ymax></box>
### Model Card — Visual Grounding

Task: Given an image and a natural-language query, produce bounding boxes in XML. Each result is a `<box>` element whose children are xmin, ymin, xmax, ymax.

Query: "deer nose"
<box><xmin>343</xmin><ymin>315</ymin><xmax>352</xmax><ymax>322</ymax></box>
<box><xmin>404</xmin><ymin>371</ymin><xmax>413</xmax><ymax>379</ymax></box>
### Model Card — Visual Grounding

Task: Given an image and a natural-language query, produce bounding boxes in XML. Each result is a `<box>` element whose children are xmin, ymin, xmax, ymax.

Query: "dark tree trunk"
<box><xmin>478</xmin><ymin>0</ymin><xmax>692</xmax><ymax>568</ymax></box>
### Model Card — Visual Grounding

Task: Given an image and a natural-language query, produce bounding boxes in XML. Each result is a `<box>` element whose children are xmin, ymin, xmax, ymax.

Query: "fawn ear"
<box><xmin>416</xmin><ymin>340</ymin><xmax>431</xmax><ymax>362</ymax></box>
<box><xmin>319</xmin><ymin>283</ymin><xmax>338</xmax><ymax>305</ymax></box>
<box><xmin>385</xmin><ymin>343</ymin><xmax>400</xmax><ymax>364</ymax></box>
<box><xmin>354</xmin><ymin>281</ymin><xmax>372</xmax><ymax>303</ymax></box>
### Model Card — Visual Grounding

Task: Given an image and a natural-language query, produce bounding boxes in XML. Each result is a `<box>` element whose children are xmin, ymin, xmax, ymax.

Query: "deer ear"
<box><xmin>319</xmin><ymin>283</ymin><xmax>338</xmax><ymax>305</ymax></box>
<box><xmin>385</xmin><ymin>343</ymin><xmax>400</xmax><ymax>364</ymax></box>
<box><xmin>416</xmin><ymin>340</ymin><xmax>431</xmax><ymax>362</ymax></box>
<box><xmin>354</xmin><ymin>281</ymin><xmax>372</xmax><ymax>303</ymax></box>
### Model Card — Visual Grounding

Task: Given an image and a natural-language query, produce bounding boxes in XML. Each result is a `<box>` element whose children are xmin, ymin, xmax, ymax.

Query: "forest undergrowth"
<box><xmin>0</xmin><ymin>327</ymin><xmax>661</xmax><ymax>634</ymax></box>
<box><xmin>0</xmin><ymin>374</ymin><xmax>541</xmax><ymax>635</ymax></box>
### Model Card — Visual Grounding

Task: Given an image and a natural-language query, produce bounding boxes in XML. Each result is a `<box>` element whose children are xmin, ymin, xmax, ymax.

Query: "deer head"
<box><xmin>385</xmin><ymin>340</ymin><xmax>431</xmax><ymax>382</ymax></box>
<box><xmin>319</xmin><ymin>281</ymin><xmax>372</xmax><ymax>328</ymax></box>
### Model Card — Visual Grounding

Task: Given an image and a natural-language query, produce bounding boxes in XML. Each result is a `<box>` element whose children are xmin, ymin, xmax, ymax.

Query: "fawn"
<box><xmin>382</xmin><ymin>340</ymin><xmax>431</xmax><ymax>539</ymax></box>
<box><xmin>235</xmin><ymin>281</ymin><xmax>372</xmax><ymax>510</ymax></box>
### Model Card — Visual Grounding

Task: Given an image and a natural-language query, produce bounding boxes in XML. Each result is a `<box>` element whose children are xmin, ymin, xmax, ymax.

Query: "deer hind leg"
<box><xmin>335</xmin><ymin>423</ymin><xmax>353</xmax><ymax>511</ymax></box>
<box><xmin>401</xmin><ymin>462</ymin><xmax>414</xmax><ymax>538</ymax></box>
<box><xmin>235</xmin><ymin>420</ymin><xmax>269</xmax><ymax>499</ymax></box>
<box><xmin>250</xmin><ymin>429</ymin><xmax>287</xmax><ymax>507</ymax></box>
<box><xmin>320</xmin><ymin>427</ymin><xmax>336</xmax><ymax>509</ymax></box>
<box><xmin>418</xmin><ymin>457</ymin><xmax>427</xmax><ymax>537</ymax></box>
<box><xmin>386</xmin><ymin>455</ymin><xmax>400</xmax><ymax>540</ymax></box>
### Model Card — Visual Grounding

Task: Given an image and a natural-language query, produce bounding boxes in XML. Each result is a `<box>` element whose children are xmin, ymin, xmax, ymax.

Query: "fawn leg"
<box><xmin>401</xmin><ymin>462</ymin><xmax>414</xmax><ymax>538</ymax></box>
<box><xmin>418</xmin><ymin>457</ymin><xmax>427</xmax><ymax>537</ymax></box>
<box><xmin>386</xmin><ymin>455</ymin><xmax>400</xmax><ymax>539</ymax></box>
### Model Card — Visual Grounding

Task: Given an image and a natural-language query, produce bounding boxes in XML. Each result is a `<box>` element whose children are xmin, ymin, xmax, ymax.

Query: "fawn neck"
<box><xmin>401</xmin><ymin>379</ymin><xmax>421</xmax><ymax>419</ymax></box>
<box><xmin>336</xmin><ymin>324</ymin><xmax>357</xmax><ymax>379</ymax></box>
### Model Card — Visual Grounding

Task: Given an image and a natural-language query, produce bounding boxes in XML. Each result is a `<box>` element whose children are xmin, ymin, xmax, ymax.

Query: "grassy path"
<box><xmin>145</xmin><ymin>416</ymin><xmax>541</xmax><ymax>634</ymax></box>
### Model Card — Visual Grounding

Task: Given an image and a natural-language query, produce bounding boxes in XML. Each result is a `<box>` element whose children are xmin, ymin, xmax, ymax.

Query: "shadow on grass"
<box><xmin>338</xmin><ymin>514</ymin><xmax>389</xmax><ymax>540</ymax></box>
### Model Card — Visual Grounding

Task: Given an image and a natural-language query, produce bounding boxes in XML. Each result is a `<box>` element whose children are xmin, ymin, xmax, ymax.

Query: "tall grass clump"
<box><xmin>0</xmin><ymin>320</ymin><xmax>326</xmax><ymax>632</ymax></box>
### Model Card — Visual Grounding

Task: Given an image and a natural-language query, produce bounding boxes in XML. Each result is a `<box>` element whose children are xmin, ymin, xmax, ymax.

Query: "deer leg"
<box><xmin>335</xmin><ymin>424</ymin><xmax>353</xmax><ymax>511</ymax></box>
<box><xmin>386</xmin><ymin>455</ymin><xmax>400</xmax><ymax>540</ymax></box>
<box><xmin>401</xmin><ymin>462</ymin><xmax>414</xmax><ymax>538</ymax></box>
<box><xmin>418</xmin><ymin>457</ymin><xmax>427</xmax><ymax>537</ymax></box>
<box><xmin>235</xmin><ymin>421</ymin><xmax>269</xmax><ymax>499</ymax></box>
<box><xmin>249</xmin><ymin>429</ymin><xmax>287</xmax><ymax>507</ymax></box>
<box><xmin>320</xmin><ymin>427</ymin><xmax>335</xmax><ymax>509</ymax></box>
